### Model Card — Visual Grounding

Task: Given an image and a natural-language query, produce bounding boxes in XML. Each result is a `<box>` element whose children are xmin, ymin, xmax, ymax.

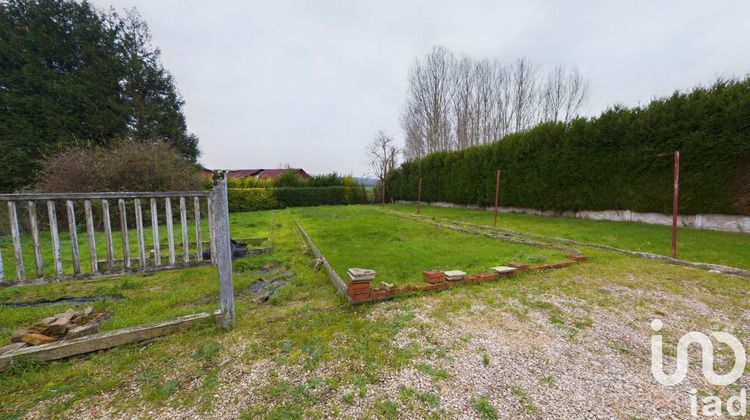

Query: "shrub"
<box><xmin>273</xmin><ymin>171</ymin><xmax>307</xmax><ymax>188</ymax></box>
<box><xmin>35</xmin><ymin>140</ymin><xmax>202</xmax><ymax>192</ymax></box>
<box><xmin>227</xmin><ymin>188</ymin><xmax>279</xmax><ymax>212</ymax></box>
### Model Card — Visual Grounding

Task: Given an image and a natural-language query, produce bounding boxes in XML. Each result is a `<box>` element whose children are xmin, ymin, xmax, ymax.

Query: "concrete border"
<box><xmin>396</xmin><ymin>201</ymin><xmax>750</xmax><ymax>234</ymax></box>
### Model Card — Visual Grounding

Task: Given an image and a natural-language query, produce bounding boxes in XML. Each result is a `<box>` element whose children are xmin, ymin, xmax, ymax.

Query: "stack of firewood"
<box><xmin>1</xmin><ymin>307</ymin><xmax>112</xmax><ymax>354</ymax></box>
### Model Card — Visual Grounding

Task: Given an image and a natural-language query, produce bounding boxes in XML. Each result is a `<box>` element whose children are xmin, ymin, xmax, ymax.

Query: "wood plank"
<box><xmin>0</xmin><ymin>191</ymin><xmax>211</xmax><ymax>201</ymax></box>
<box><xmin>7</xmin><ymin>202</ymin><xmax>24</xmax><ymax>280</ymax></box>
<box><xmin>0</xmin><ymin>260</ymin><xmax>214</xmax><ymax>289</ymax></box>
<box><xmin>47</xmin><ymin>201</ymin><xmax>63</xmax><ymax>277</ymax></box>
<box><xmin>180</xmin><ymin>196</ymin><xmax>189</xmax><ymax>263</ymax></box>
<box><xmin>102</xmin><ymin>200</ymin><xmax>114</xmax><ymax>272</ymax></box>
<box><xmin>28</xmin><ymin>201</ymin><xmax>44</xmax><ymax>278</ymax></box>
<box><xmin>84</xmin><ymin>200</ymin><xmax>98</xmax><ymax>273</ymax></box>
<box><xmin>134</xmin><ymin>199</ymin><xmax>146</xmax><ymax>268</ymax></box>
<box><xmin>118</xmin><ymin>199</ymin><xmax>130</xmax><ymax>270</ymax></box>
<box><xmin>0</xmin><ymin>311</ymin><xmax>219</xmax><ymax>370</ymax></box>
<box><xmin>150</xmin><ymin>198</ymin><xmax>161</xmax><ymax>266</ymax></box>
<box><xmin>212</xmin><ymin>175</ymin><xmax>235</xmax><ymax>328</ymax></box>
<box><xmin>194</xmin><ymin>196</ymin><xmax>203</xmax><ymax>261</ymax></box>
<box><xmin>165</xmin><ymin>198</ymin><xmax>176</xmax><ymax>265</ymax></box>
<box><xmin>207</xmin><ymin>196</ymin><xmax>217</xmax><ymax>265</ymax></box>
<box><xmin>66</xmin><ymin>201</ymin><xmax>81</xmax><ymax>275</ymax></box>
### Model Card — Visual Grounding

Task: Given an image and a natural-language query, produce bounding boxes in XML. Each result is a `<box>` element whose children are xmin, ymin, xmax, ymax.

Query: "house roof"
<box><xmin>222</xmin><ymin>168</ymin><xmax>311</xmax><ymax>179</ymax></box>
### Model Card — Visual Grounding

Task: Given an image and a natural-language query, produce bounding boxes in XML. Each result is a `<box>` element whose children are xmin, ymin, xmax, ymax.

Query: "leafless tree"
<box><xmin>401</xmin><ymin>46</ymin><xmax>455</xmax><ymax>159</ymax></box>
<box><xmin>401</xmin><ymin>46</ymin><xmax>590</xmax><ymax>159</ymax></box>
<box><xmin>540</xmin><ymin>66</ymin><xmax>590</xmax><ymax>123</ymax></box>
<box><xmin>367</xmin><ymin>131</ymin><xmax>399</xmax><ymax>185</ymax></box>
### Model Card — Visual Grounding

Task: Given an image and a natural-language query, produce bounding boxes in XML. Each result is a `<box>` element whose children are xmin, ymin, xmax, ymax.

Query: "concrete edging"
<box><xmin>396</xmin><ymin>201</ymin><xmax>750</xmax><ymax>234</ymax></box>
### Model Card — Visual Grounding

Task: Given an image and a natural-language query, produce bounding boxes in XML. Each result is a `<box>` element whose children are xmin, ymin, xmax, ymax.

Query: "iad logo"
<box><xmin>650</xmin><ymin>319</ymin><xmax>746</xmax><ymax>386</ymax></box>
<box><xmin>650</xmin><ymin>319</ymin><xmax>748</xmax><ymax>417</ymax></box>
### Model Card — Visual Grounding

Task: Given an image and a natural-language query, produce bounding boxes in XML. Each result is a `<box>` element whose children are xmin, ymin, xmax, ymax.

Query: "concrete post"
<box><xmin>212</xmin><ymin>171</ymin><xmax>235</xmax><ymax>328</ymax></box>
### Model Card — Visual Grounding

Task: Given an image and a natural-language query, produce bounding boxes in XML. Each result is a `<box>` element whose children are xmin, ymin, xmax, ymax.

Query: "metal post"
<box><xmin>672</xmin><ymin>151</ymin><xmax>680</xmax><ymax>259</ymax></box>
<box><xmin>212</xmin><ymin>171</ymin><xmax>235</xmax><ymax>328</ymax></box>
<box><xmin>417</xmin><ymin>178</ymin><xmax>422</xmax><ymax>214</ymax></box>
<box><xmin>494</xmin><ymin>170</ymin><xmax>500</xmax><ymax>227</ymax></box>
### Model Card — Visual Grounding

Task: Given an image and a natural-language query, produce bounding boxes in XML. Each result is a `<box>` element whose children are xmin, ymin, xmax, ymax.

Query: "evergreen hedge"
<box><xmin>388</xmin><ymin>78</ymin><xmax>750</xmax><ymax>216</ymax></box>
<box><xmin>227</xmin><ymin>187</ymin><xmax>364</xmax><ymax>212</ymax></box>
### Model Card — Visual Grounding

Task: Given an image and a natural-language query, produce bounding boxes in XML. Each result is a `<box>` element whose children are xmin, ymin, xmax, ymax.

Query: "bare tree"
<box><xmin>367</xmin><ymin>131</ymin><xmax>399</xmax><ymax>185</ymax></box>
<box><xmin>540</xmin><ymin>66</ymin><xmax>590</xmax><ymax>123</ymax></box>
<box><xmin>400</xmin><ymin>46</ymin><xmax>590</xmax><ymax>159</ymax></box>
<box><xmin>401</xmin><ymin>46</ymin><xmax>455</xmax><ymax>159</ymax></box>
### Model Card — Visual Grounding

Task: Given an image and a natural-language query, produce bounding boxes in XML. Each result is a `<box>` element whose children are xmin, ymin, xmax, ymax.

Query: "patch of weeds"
<box><xmin>510</xmin><ymin>385</ymin><xmax>538</xmax><ymax>414</ymax></box>
<box><xmin>417</xmin><ymin>363</ymin><xmax>450</xmax><ymax>379</ymax></box>
<box><xmin>268</xmin><ymin>380</ymin><xmax>292</xmax><ymax>397</ymax></box>
<box><xmin>306</xmin><ymin>377</ymin><xmax>324</xmax><ymax>390</ymax></box>
<box><xmin>540</xmin><ymin>374</ymin><xmax>556</xmax><ymax>387</ymax></box>
<box><xmin>341</xmin><ymin>392</ymin><xmax>355</xmax><ymax>404</ymax></box>
<box><xmin>375</xmin><ymin>399</ymin><xmax>399</xmax><ymax>419</ymax></box>
<box><xmin>470</xmin><ymin>394</ymin><xmax>499</xmax><ymax>420</ymax></box>
<box><xmin>136</xmin><ymin>370</ymin><xmax>160</xmax><ymax>382</ymax></box>
<box><xmin>192</xmin><ymin>342</ymin><xmax>221</xmax><ymax>362</ymax></box>
<box><xmin>573</xmin><ymin>317</ymin><xmax>593</xmax><ymax>329</ymax></box>
<box><xmin>291</xmin><ymin>384</ymin><xmax>311</xmax><ymax>403</ymax></box>
<box><xmin>482</xmin><ymin>353</ymin><xmax>490</xmax><ymax>366</ymax></box>
<box><xmin>609</xmin><ymin>343</ymin><xmax>631</xmax><ymax>355</ymax></box>
<box><xmin>1</xmin><ymin>412</ymin><xmax>26</xmax><ymax>420</ymax></box>
<box><xmin>627</xmin><ymin>321</ymin><xmax>641</xmax><ymax>330</ymax></box>
<box><xmin>269</xmin><ymin>403</ymin><xmax>302</xmax><ymax>420</ymax></box>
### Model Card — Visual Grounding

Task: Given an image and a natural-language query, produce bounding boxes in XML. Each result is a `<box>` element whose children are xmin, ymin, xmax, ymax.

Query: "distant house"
<box><xmin>203</xmin><ymin>168</ymin><xmax>311</xmax><ymax>180</ymax></box>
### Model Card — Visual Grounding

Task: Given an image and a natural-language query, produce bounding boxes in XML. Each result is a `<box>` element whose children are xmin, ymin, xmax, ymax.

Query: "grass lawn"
<box><xmin>0</xmin><ymin>209</ymin><xmax>275</xmax><ymax>281</ymax></box>
<box><xmin>1</xmin><ymin>205</ymin><xmax>749</xmax><ymax>419</ymax></box>
<box><xmin>391</xmin><ymin>204</ymin><xmax>750</xmax><ymax>270</ymax></box>
<box><xmin>293</xmin><ymin>206</ymin><xmax>567</xmax><ymax>286</ymax></box>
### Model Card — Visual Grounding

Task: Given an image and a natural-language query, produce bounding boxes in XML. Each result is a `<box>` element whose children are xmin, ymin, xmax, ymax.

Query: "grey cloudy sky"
<box><xmin>89</xmin><ymin>0</ymin><xmax>750</xmax><ymax>177</ymax></box>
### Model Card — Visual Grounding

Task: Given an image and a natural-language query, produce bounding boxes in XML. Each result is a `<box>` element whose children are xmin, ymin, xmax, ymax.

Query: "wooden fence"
<box><xmin>0</xmin><ymin>172</ymin><xmax>235</xmax><ymax>327</ymax></box>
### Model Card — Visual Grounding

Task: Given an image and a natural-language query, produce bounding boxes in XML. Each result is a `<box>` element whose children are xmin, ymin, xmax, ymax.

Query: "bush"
<box><xmin>226</xmin><ymin>187</ymin><xmax>362</xmax><ymax>212</ymax></box>
<box><xmin>388</xmin><ymin>78</ymin><xmax>750</xmax><ymax>215</ymax></box>
<box><xmin>35</xmin><ymin>140</ymin><xmax>202</xmax><ymax>192</ymax></box>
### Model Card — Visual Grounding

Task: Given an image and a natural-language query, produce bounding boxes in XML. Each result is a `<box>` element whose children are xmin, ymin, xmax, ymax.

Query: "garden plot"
<box><xmin>292</xmin><ymin>206</ymin><xmax>571</xmax><ymax>288</ymax></box>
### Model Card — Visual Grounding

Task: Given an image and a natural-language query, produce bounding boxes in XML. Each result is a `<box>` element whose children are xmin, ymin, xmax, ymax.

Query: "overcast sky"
<box><xmin>88</xmin><ymin>0</ymin><xmax>750</xmax><ymax>177</ymax></box>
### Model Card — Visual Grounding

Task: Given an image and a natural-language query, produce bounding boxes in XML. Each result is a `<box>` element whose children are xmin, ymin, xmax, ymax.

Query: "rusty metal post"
<box><xmin>417</xmin><ymin>178</ymin><xmax>422</xmax><ymax>214</ymax></box>
<box><xmin>494</xmin><ymin>170</ymin><xmax>500</xmax><ymax>227</ymax></box>
<box><xmin>671</xmin><ymin>151</ymin><xmax>680</xmax><ymax>259</ymax></box>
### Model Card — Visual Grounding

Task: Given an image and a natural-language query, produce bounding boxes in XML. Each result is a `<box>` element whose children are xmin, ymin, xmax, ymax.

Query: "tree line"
<box><xmin>389</xmin><ymin>77</ymin><xmax>750</xmax><ymax>216</ymax></box>
<box><xmin>401</xmin><ymin>46</ymin><xmax>589</xmax><ymax>160</ymax></box>
<box><xmin>0</xmin><ymin>0</ymin><xmax>200</xmax><ymax>193</ymax></box>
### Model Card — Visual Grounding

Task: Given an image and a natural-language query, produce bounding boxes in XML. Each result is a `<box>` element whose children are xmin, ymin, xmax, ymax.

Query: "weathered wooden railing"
<box><xmin>0</xmin><ymin>172</ymin><xmax>235</xmax><ymax>327</ymax></box>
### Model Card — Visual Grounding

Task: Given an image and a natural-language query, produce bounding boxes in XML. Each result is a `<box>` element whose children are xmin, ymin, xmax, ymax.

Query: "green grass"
<box><xmin>2</xmin><ymin>205</ymin><xmax>750</xmax><ymax>418</ymax></box>
<box><xmin>293</xmin><ymin>205</ymin><xmax>566</xmax><ymax>286</ymax></box>
<box><xmin>391</xmin><ymin>204</ymin><xmax>750</xmax><ymax>270</ymax></box>
<box><xmin>0</xmin><ymin>208</ymin><xmax>275</xmax><ymax>281</ymax></box>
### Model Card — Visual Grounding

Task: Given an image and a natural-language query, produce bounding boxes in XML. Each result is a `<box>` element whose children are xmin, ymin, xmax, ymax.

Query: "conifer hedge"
<box><xmin>388</xmin><ymin>78</ymin><xmax>750</xmax><ymax>215</ymax></box>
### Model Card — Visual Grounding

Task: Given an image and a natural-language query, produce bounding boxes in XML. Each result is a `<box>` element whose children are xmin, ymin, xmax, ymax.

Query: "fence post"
<box><xmin>212</xmin><ymin>171</ymin><xmax>235</xmax><ymax>328</ymax></box>
<box><xmin>417</xmin><ymin>178</ymin><xmax>422</xmax><ymax>214</ymax></box>
<box><xmin>494</xmin><ymin>170</ymin><xmax>500</xmax><ymax>227</ymax></box>
<box><xmin>671</xmin><ymin>151</ymin><xmax>680</xmax><ymax>258</ymax></box>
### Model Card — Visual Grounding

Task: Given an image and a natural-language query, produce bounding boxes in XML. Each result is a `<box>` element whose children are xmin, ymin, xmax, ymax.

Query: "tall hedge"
<box><xmin>227</xmin><ymin>187</ymin><xmax>365</xmax><ymax>212</ymax></box>
<box><xmin>388</xmin><ymin>78</ymin><xmax>750</xmax><ymax>215</ymax></box>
